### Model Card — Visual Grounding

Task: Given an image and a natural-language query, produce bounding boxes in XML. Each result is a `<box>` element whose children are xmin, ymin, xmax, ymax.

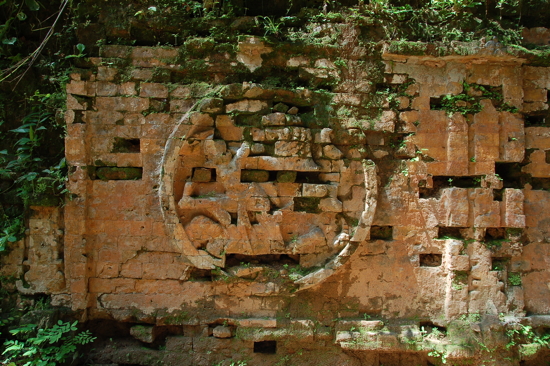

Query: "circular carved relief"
<box><xmin>160</xmin><ymin>85</ymin><xmax>378</xmax><ymax>291</ymax></box>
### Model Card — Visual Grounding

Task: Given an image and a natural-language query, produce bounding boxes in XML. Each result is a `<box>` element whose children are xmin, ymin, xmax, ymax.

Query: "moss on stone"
<box><xmin>508</xmin><ymin>44</ymin><xmax>550</xmax><ymax>66</ymax></box>
<box><xmin>277</xmin><ymin>171</ymin><xmax>297</xmax><ymax>183</ymax></box>
<box><xmin>293</xmin><ymin>197</ymin><xmax>321</xmax><ymax>213</ymax></box>
<box><xmin>241</xmin><ymin>170</ymin><xmax>270</xmax><ymax>183</ymax></box>
<box><xmin>387</xmin><ymin>41</ymin><xmax>428</xmax><ymax>56</ymax></box>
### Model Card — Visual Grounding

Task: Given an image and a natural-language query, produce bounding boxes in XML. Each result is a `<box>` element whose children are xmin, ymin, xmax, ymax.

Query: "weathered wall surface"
<box><xmin>4</xmin><ymin>23</ymin><xmax>550</xmax><ymax>365</ymax></box>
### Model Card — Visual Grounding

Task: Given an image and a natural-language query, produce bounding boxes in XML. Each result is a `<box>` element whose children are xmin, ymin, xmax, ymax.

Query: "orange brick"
<box><xmin>135</xmin><ymin>280</ymin><xmax>182</xmax><ymax>294</ymax></box>
<box><xmin>89</xmin><ymin>278</ymin><xmax>135</xmax><ymax>293</ymax></box>
<box><xmin>140</xmin><ymin>83</ymin><xmax>168</xmax><ymax>98</ymax></box>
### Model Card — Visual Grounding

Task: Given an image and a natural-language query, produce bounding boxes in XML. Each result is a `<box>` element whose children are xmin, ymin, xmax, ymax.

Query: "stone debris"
<box><xmin>212</xmin><ymin>325</ymin><xmax>232</xmax><ymax>338</ymax></box>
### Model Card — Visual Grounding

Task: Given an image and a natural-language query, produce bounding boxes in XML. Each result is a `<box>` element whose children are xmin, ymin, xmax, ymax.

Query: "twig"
<box><xmin>0</xmin><ymin>0</ymin><xmax>70</xmax><ymax>87</ymax></box>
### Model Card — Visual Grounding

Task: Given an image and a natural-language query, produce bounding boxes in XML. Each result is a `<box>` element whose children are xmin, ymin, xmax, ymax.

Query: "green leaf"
<box><xmin>76</xmin><ymin>43</ymin><xmax>85</xmax><ymax>53</ymax></box>
<box><xmin>9</xmin><ymin>324</ymin><xmax>36</xmax><ymax>335</ymax></box>
<box><xmin>24</xmin><ymin>172</ymin><xmax>38</xmax><ymax>181</ymax></box>
<box><xmin>25</xmin><ymin>0</ymin><xmax>40</xmax><ymax>11</ymax></box>
<box><xmin>2</xmin><ymin>37</ymin><xmax>16</xmax><ymax>45</ymax></box>
<box><xmin>11</xmin><ymin>127</ymin><xmax>29</xmax><ymax>133</ymax></box>
<box><xmin>16</xmin><ymin>12</ymin><xmax>27</xmax><ymax>21</ymax></box>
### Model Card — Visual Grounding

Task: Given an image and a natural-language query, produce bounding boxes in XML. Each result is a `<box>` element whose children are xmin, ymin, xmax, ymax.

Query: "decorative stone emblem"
<box><xmin>160</xmin><ymin>84</ymin><xmax>378</xmax><ymax>290</ymax></box>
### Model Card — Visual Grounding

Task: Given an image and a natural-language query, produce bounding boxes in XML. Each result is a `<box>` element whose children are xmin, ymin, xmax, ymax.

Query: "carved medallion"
<box><xmin>160</xmin><ymin>84</ymin><xmax>378</xmax><ymax>290</ymax></box>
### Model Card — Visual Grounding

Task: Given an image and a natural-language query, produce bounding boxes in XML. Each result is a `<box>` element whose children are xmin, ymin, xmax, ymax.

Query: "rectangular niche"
<box><xmin>112</xmin><ymin>138</ymin><xmax>140</xmax><ymax>153</ymax></box>
<box><xmin>254</xmin><ymin>340</ymin><xmax>277</xmax><ymax>354</ymax></box>
<box><xmin>240</xmin><ymin>170</ymin><xmax>270</xmax><ymax>183</ymax></box>
<box><xmin>293</xmin><ymin>197</ymin><xmax>321</xmax><ymax>213</ymax></box>
<box><xmin>491</xmin><ymin>257</ymin><xmax>509</xmax><ymax>271</ymax></box>
<box><xmin>192</xmin><ymin>168</ymin><xmax>216</xmax><ymax>183</ymax></box>
<box><xmin>524</xmin><ymin>112</ymin><xmax>548</xmax><ymax>127</ymax></box>
<box><xmin>419</xmin><ymin>254</ymin><xmax>442</xmax><ymax>267</ymax></box>
<box><xmin>370</xmin><ymin>226</ymin><xmax>393</xmax><ymax>240</ymax></box>
<box><xmin>438</xmin><ymin>227</ymin><xmax>467</xmax><ymax>240</ymax></box>
<box><xmin>419</xmin><ymin>321</ymin><xmax>447</xmax><ymax>336</ymax></box>
<box><xmin>429</xmin><ymin>97</ymin><xmax>442</xmax><ymax>110</ymax></box>
<box><xmin>93</xmin><ymin>167</ymin><xmax>142</xmax><ymax>181</ymax></box>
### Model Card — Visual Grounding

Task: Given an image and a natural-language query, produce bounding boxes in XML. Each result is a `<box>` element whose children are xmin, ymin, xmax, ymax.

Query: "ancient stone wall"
<box><xmin>4</xmin><ymin>29</ymin><xmax>550</xmax><ymax>365</ymax></box>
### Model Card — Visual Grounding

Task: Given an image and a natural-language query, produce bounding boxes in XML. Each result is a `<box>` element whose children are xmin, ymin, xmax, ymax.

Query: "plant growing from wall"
<box><xmin>506</xmin><ymin>324</ymin><xmax>550</xmax><ymax>350</ymax></box>
<box><xmin>508</xmin><ymin>272</ymin><xmax>522</xmax><ymax>286</ymax></box>
<box><xmin>2</xmin><ymin>320</ymin><xmax>96</xmax><ymax>366</ymax></box>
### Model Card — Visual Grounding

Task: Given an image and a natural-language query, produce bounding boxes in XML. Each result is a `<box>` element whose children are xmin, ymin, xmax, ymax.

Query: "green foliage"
<box><xmin>485</xmin><ymin>238</ymin><xmax>509</xmax><ymax>250</ymax></box>
<box><xmin>434</xmin><ymin>82</ymin><xmax>516</xmax><ymax>117</ymax></box>
<box><xmin>256</xmin><ymin>17</ymin><xmax>285</xmax><ymax>38</ymax></box>
<box><xmin>0</xmin><ymin>89</ymin><xmax>68</xmax><ymax>253</ymax></box>
<box><xmin>508</xmin><ymin>272</ymin><xmax>522</xmax><ymax>286</ymax></box>
<box><xmin>284</xmin><ymin>264</ymin><xmax>315</xmax><ymax>281</ymax></box>
<box><xmin>427</xmin><ymin>349</ymin><xmax>448</xmax><ymax>364</ymax></box>
<box><xmin>214</xmin><ymin>361</ymin><xmax>247</xmax><ymax>366</ymax></box>
<box><xmin>0</xmin><ymin>0</ymin><xmax>74</xmax><ymax>249</ymax></box>
<box><xmin>1</xmin><ymin>93</ymin><xmax>67</xmax><ymax>193</ymax></box>
<box><xmin>491</xmin><ymin>258</ymin><xmax>508</xmax><ymax>270</ymax></box>
<box><xmin>135</xmin><ymin>0</ymin><xmax>204</xmax><ymax>19</ymax></box>
<box><xmin>0</xmin><ymin>215</ymin><xmax>24</xmax><ymax>252</ymax></box>
<box><xmin>0</xmin><ymin>0</ymin><xmax>41</xmax><ymax>58</ymax></box>
<box><xmin>458</xmin><ymin>312</ymin><xmax>481</xmax><ymax>323</ymax></box>
<box><xmin>2</xmin><ymin>320</ymin><xmax>96</xmax><ymax>366</ymax></box>
<box><xmin>439</xmin><ymin>92</ymin><xmax>481</xmax><ymax>116</ymax></box>
<box><xmin>163</xmin><ymin>311</ymin><xmax>189</xmax><ymax>325</ymax></box>
<box><xmin>355</xmin><ymin>0</ymin><xmax>523</xmax><ymax>45</ymax></box>
<box><xmin>506</xmin><ymin>324</ymin><xmax>550</xmax><ymax>349</ymax></box>
<box><xmin>452</xmin><ymin>271</ymin><xmax>468</xmax><ymax>290</ymax></box>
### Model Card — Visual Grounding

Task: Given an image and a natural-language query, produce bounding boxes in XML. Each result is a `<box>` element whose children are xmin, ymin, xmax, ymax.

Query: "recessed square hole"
<box><xmin>524</xmin><ymin>113</ymin><xmax>548</xmax><ymax>127</ymax></box>
<box><xmin>420</xmin><ymin>254</ymin><xmax>442</xmax><ymax>267</ymax></box>
<box><xmin>485</xmin><ymin>227</ymin><xmax>506</xmax><ymax>241</ymax></box>
<box><xmin>295</xmin><ymin>171</ymin><xmax>322</xmax><ymax>183</ymax></box>
<box><xmin>419</xmin><ymin>321</ymin><xmax>446</xmax><ymax>335</ymax></box>
<box><xmin>531</xmin><ymin>178</ymin><xmax>550</xmax><ymax>190</ymax></box>
<box><xmin>430</xmin><ymin>97</ymin><xmax>442</xmax><ymax>110</ymax></box>
<box><xmin>112</xmin><ymin>138</ymin><xmax>140</xmax><ymax>153</ymax></box>
<box><xmin>293</xmin><ymin>197</ymin><xmax>321</xmax><ymax>213</ymax></box>
<box><xmin>376</xmin><ymin>82</ymin><xmax>392</xmax><ymax>92</ymax></box>
<box><xmin>438</xmin><ymin>227</ymin><xmax>466</xmax><ymax>240</ymax></box>
<box><xmin>93</xmin><ymin>167</ymin><xmax>142</xmax><ymax>181</ymax></box>
<box><xmin>491</xmin><ymin>257</ymin><xmax>509</xmax><ymax>271</ymax></box>
<box><xmin>370</xmin><ymin>226</ymin><xmax>393</xmax><ymax>240</ymax></box>
<box><xmin>74</xmin><ymin>110</ymin><xmax>85</xmax><ymax>124</ymax></box>
<box><xmin>493</xmin><ymin>188</ymin><xmax>504</xmax><ymax>202</ymax></box>
<box><xmin>192</xmin><ymin>168</ymin><xmax>216</xmax><ymax>182</ymax></box>
<box><xmin>240</xmin><ymin>170</ymin><xmax>269</xmax><ymax>183</ymax></box>
<box><xmin>254</xmin><ymin>341</ymin><xmax>276</xmax><ymax>354</ymax></box>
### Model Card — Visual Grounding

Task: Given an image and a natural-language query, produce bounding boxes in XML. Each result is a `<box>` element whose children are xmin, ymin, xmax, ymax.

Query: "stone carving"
<box><xmin>160</xmin><ymin>84</ymin><xmax>378</xmax><ymax>290</ymax></box>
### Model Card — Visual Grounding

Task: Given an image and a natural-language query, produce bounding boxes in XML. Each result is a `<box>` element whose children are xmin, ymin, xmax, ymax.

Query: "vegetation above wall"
<box><xmin>73</xmin><ymin>0</ymin><xmax>550</xmax><ymax>47</ymax></box>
